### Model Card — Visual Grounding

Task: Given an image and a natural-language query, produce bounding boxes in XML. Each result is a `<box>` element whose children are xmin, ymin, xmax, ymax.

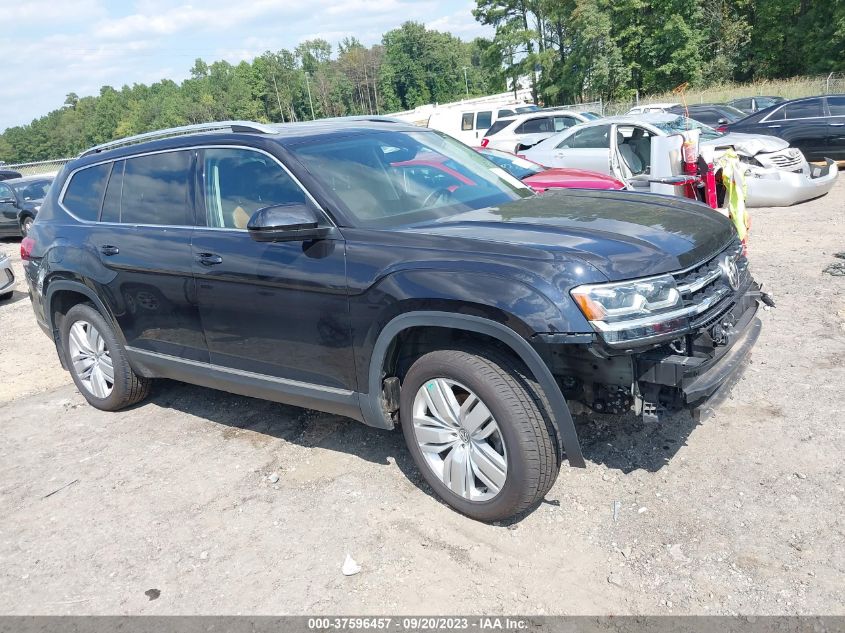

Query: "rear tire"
<box><xmin>400</xmin><ymin>346</ymin><xmax>560</xmax><ymax>521</ymax></box>
<box><xmin>61</xmin><ymin>303</ymin><xmax>150</xmax><ymax>411</ymax></box>
<box><xmin>0</xmin><ymin>291</ymin><xmax>12</xmax><ymax>301</ymax></box>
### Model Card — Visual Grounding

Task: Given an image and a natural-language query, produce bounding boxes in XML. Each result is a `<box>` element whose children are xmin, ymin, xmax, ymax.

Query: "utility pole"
<box><xmin>271</xmin><ymin>73</ymin><xmax>285</xmax><ymax>123</ymax></box>
<box><xmin>462</xmin><ymin>66</ymin><xmax>469</xmax><ymax>97</ymax></box>
<box><xmin>304</xmin><ymin>71</ymin><xmax>315</xmax><ymax>120</ymax></box>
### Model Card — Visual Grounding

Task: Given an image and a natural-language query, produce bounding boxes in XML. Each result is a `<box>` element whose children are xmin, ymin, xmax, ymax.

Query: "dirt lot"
<box><xmin>0</xmin><ymin>182</ymin><xmax>843</xmax><ymax>615</ymax></box>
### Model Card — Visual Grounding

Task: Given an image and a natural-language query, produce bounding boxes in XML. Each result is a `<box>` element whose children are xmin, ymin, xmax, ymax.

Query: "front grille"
<box><xmin>760</xmin><ymin>151</ymin><xmax>804</xmax><ymax>171</ymax></box>
<box><xmin>672</xmin><ymin>239</ymin><xmax>748</xmax><ymax>331</ymax></box>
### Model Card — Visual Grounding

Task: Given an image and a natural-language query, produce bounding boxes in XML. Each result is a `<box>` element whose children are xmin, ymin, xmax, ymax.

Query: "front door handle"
<box><xmin>197</xmin><ymin>252</ymin><xmax>223</xmax><ymax>266</ymax></box>
<box><xmin>767</xmin><ymin>124</ymin><xmax>782</xmax><ymax>128</ymax></box>
<box><xmin>830</xmin><ymin>123</ymin><xmax>844</xmax><ymax>127</ymax></box>
<box><xmin>100</xmin><ymin>245</ymin><xmax>119</xmax><ymax>256</ymax></box>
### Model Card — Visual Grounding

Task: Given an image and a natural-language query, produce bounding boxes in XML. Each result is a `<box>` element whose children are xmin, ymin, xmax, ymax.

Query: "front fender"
<box><xmin>350</xmin><ymin>268</ymin><xmax>593</xmax><ymax>390</ymax></box>
<box><xmin>359</xmin><ymin>311</ymin><xmax>586</xmax><ymax>468</ymax></box>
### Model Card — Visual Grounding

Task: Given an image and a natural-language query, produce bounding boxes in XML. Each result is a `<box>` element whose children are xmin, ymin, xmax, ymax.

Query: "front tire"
<box><xmin>20</xmin><ymin>216</ymin><xmax>33</xmax><ymax>237</ymax></box>
<box><xmin>400</xmin><ymin>347</ymin><xmax>560</xmax><ymax>521</ymax></box>
<box><xmin>61</xmin><ymin>303</ymin><xmax>150</xmax><ymax>411</ymax></box>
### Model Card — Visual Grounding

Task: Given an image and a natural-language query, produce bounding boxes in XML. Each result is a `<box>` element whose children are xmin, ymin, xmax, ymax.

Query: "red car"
<box><xmin>477</xmin><ymin>147</ymin><xmax>625</xmax><ymax>192</ymax></box>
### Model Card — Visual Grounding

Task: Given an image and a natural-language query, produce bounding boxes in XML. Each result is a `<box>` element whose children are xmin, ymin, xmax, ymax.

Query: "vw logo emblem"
<box><xmin>720</xmin><ymin>256</ymin><xmax>740</xmax><ymax>290</ymax></box>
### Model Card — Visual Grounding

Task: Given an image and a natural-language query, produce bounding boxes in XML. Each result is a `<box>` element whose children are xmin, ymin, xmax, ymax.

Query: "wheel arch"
<box><xmin>45</xmin><ymin>280</ymin><xmax>126</xmax><ymax>367</ymax></box>
<box><xmin>361</xmin><ymin>311</ymin><xmax>585</xmax><ymax>468</ymax></box>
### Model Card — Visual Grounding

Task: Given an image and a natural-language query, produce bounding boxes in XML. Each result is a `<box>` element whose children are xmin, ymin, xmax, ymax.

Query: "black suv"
<box><xmin>22</xmin><ymin>120</ymin><xmax>766</xmax><ymax>521</ymax></box>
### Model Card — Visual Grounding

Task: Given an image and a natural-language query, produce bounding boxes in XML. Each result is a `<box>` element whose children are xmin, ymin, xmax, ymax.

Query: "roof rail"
<box><xmin>79</xmin><ymin>120</ymin><xmax>276</xmax><ymax>157</ymax></box>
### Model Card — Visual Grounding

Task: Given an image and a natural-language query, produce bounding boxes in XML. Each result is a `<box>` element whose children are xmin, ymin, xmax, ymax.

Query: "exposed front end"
<box><xmin>540</xmin><ymin>238</ymin><xmax>767</xmax><ymax>420</ymax></box>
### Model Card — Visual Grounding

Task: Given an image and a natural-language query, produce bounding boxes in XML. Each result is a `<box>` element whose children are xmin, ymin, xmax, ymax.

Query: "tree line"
<box><xmin>2</xmin><ymin>0</ymin><xmax>843</xmax><ymax>163</ymax></box>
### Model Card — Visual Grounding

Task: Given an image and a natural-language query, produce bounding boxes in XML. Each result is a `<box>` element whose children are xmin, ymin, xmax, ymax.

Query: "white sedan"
<box><xmin>480</xmin><ymin>110</ymin><xmax>597</xmax><ymax>153</ymax></box>
<box><xmin>523</xmin><ymin>113</ymin><xmax>838</xmax><ymax>207</ymax></box>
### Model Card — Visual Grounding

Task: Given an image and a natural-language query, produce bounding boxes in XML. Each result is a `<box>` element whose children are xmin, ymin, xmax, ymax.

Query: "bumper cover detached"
<box><xmin>745</xmin><ymin>158</ymin><xmax>838</xmax><ymax>207</ymax></box>
<box><xmin>636</xmin><ymin>291</ymin><xmax>761</xmax><ymax>412</ymax></box>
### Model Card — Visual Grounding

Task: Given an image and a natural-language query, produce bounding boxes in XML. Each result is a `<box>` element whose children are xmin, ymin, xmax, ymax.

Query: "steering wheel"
<box><xmin>422</xmin><ymin>188</ymin><xmax>453</xmax><ymax>207</ymax></box>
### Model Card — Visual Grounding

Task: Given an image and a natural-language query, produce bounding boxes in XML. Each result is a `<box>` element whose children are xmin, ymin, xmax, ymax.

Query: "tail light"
<box><xmin>480</xmin><ymin>138</ymin><xmax>489</xmax><ymax>148</ymax></box>
<box><xmin>716</xmin><ymin>125</ymin><xmax>728</xmax><ymax>133</ymax></box>
<box><xmin>20</xmin><ymin>236</ymin><xmax>35</xmax><ymax>261</ymax></box>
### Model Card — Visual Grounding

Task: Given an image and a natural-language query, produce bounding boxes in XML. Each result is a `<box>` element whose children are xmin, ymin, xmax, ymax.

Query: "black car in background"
<box><xmin>0</xmin><ymin>169</ymin><xmax>23</xmax><ymax>181</ymax></box>
<box><xmin>727</xmin><ymin>96</ymin><xmax>785</xmax><ymax>114</ymax></box>
<box><xmin>666</xmin><ymin>103</ymin><xmax>747</xmax><ymax>131</ymax></box>
<box><xmin>0</xmin><ymin>174</ymin><xmax>54</xmax><ymax>237</ymax></box>
<box><xmin>725</xmin><ymin>95</ymin><xmax>845</xmax><ymax>162</ymax></box>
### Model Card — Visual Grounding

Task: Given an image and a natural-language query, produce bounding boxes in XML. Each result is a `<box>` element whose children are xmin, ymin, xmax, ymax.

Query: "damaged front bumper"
<box><xmin>745</xmin><ymin>158</ymin><xmax>838</xmax><ymax>207</ymax></box>
<box><xmin>634</xmin><ymin>285</ymin><xmax>764</xmax><ymax>417</ymax></box>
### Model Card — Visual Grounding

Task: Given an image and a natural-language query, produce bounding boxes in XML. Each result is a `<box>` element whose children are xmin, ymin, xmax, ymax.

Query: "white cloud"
<box><xmin>0</xmin><ymin>0</ymin><xmax>104</xmax><ymax>23</ymax></box>
<box><xmin>0</xmin><ymin>0</ymin><xmax>491</xmax><ymax>133</ymax></box>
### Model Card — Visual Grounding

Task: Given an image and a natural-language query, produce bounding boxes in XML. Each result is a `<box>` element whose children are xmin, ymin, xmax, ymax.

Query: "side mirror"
<box><xmin>247</xmin><ymin>203</ymin><xmax>330</xmax><ymax>243</ymax></box>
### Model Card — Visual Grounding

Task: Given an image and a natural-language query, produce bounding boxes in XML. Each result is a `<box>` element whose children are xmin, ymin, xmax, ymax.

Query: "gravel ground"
<box><xmin>0</xmin><ymin>181</ymin><xmax>843</xmax><ymax>615</ymax></box>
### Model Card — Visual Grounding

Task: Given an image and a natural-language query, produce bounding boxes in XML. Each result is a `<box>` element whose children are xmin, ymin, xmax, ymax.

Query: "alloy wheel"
<box><xmin>67</xmin><ymin>320</ymin><xmax>114</xmax><ymax>398</ymax></box>
<box><xmin>412</xmin><ymin>378</ymin><xmax>508</xmax><ymax>501</ymax></box>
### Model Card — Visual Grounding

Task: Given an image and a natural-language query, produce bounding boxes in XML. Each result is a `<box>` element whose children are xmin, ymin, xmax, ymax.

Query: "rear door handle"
<box><xmin>767</xmin><ymin>124</ymin><xmax>782</xmax><ymax>128</ymax></box>
<box><xmin>100</xmin><ymin>245</ymin><xmax>119</xmax><ymax>256</ymax></box>
<box><xmin>197</xmin><ymin>252</ymin><xmax>223</xmax><ymax>266</ymax></box>
<box><xmin>830</xmin><ymin>123</ymin><xmax>844</xmax><ymax>127</ymax></box>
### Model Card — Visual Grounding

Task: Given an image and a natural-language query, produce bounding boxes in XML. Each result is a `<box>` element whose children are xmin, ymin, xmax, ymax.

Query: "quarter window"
<box><xmin>100</xmin><ymin>160</ymin><xmax>123</xmax><ymax>223</ymax></box>
<box><xmin>63</xmin><ymin>163</ymin><xmax>111</xmax><ymax>221</ymax></box>
<box><xmin>119</xmin><ymin>151</ymin><xmax>191</xmax><ymax>226</ymax></box>
<box><xmin>461</xmin><ymin>113</ymin><xmax>474</xmax><ymax>131</ymax></box>
<box><xmin>201</xmin><ymin>148</ymin><xmax>307</xmax><ymax>229</ymax></box>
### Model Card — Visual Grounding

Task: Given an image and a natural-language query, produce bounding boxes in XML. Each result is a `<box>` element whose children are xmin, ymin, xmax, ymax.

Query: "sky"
<box><xmin>0</xmin><ymin>0</ymin><xmax>493</xmax><ymax>132</ymax></box>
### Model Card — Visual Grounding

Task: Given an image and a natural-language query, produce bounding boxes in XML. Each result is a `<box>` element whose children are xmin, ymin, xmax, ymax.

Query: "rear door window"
<box><xmin>553</xmin><ymin>116</ymin><xmax>577</xmax><ymax>132</ymax></box>
<box><xmin>557</xmin><ymin>125</ymin><xmax>611</xmax><ymax>149</ymax></box>
<box><xmin>119</xmin><ymin>151</ymin><xmax>192</xmax><ymax>226</ymax></box>
<box><xmin>62</xmin><ymin>163</ymin><xmax>111</xmax><ymax>221</ymax></box>
<box><xmin>461</xmin><ymin>113</ymin><xmax>474</xmax><ymax>131</ymax></box>
<box><xmin>516</xmin><ymin>117</ymin><xmax>552</xmax><ymax>134</ymax></box>
<box><xmin>475</xmin><ymin>111</ymin><xmax>492</xmax><ymax>129</ymax></box>
<box><xmin>827</xmin><ymin>96</ymin><xmax>845</xmax><ymax>116</ymax></box>
<box><xmin>779</xmin><ymin>99</ymin><xmax>824</xmax><ymax>120</ymax></box>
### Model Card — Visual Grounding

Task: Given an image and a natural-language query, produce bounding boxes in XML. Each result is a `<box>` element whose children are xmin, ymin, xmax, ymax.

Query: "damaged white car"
<box><xmin>524</xmin><ymin>113</ymin><xmax>838</xmax><ymax>207</ymax></box>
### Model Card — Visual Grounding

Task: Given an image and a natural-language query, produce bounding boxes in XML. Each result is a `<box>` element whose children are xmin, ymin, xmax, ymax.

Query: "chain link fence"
<box><xmin>0</xmin><ymin>158</ymin><xmax>72</xmax><ymax>177</ymax></box>
<box><xmin>602</xmin><ymin>72</ymin><xmax>845</xmax><ymax>116</ymax></box>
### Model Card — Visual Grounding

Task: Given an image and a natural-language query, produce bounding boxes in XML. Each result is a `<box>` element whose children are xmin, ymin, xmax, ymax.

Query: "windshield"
<box><xmin>478</xmin><ymin>149</ymin><xmax>544</xmax><ymax>180</ymax></box>
<box><xmin>580</xmin><ymin>112</ymin><xmax>601</xmax><ymax>120</ymax></box>
<box><xmin>290</xmin><ymin>130</ymin><xmax>533</xmax><ymax>228</ymax></box>
<box><xmin>651</xmin><ymin>115</ymin><xmax>723</xmax><ymax>141</ymax></box>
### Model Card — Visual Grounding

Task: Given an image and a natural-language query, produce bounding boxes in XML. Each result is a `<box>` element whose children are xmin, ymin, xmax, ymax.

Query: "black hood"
<box><xmin>406</xmin><ymin>190</ymin><xmax>737</xmax><ymax>281</ymax></box>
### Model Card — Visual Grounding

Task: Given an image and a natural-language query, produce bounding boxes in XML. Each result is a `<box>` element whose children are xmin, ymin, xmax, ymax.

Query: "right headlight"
<box><xmin>571</xmin><ymin>275</ymin><xmax>688</xmax><ymax>346</ymax></box>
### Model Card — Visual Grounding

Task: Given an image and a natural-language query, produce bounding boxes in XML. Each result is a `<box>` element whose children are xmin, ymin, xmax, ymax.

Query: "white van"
<box><xmin>428</xmin><ymin>103</ymin><xmax>539</xmax><ymax>146</ymax></box>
